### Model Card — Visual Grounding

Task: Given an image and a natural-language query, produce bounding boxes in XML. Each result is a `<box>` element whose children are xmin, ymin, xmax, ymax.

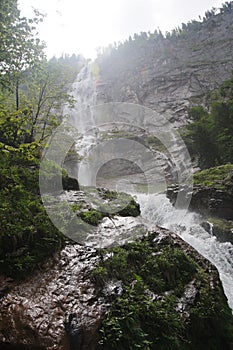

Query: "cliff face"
<box><xmin>96</xmin><ymin>10</ymin><xmax>233</xmax><ymax>125</ymax></box>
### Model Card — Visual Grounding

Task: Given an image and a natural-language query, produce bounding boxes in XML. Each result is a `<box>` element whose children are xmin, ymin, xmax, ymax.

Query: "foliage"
<box><xmin>193</xmin><ymin>164</ymin><xmax>233</xmax><ymax>188</ymax></box>
<box><xmin>0</xmin><ymin>0</ymin><xmax>45</xmax><ymax>112</ymax></box>
<box><xmin>97</xmin><ymin>2</ymin><xmax>232</xmax><ymax>59</ymax></box>
<box><xmin>0</xmin><ymin>144</ymin><xmax>65</xmax><ymax>278</ymax></box>
<box><xmin>80</xmin><ymin>209</ymin><xmax>105</xmax><ymax>226</ymax></box>
<box><xmin>0</xmin><ymin>1</ymin><xmax>83</xmax><ymax>278</ymax></box>
<box><xmin>182</xmin><ymin>74</ymin><xmax>233</xmax><ymax>168</ymax></box>
<box><xmin>188</xmin><ymin>270</ymin><xmax>233</xmax><ymax>349</ymax></box>
<box><xmin>20</xmin><ymin>56</ymin><xmax>82</xmax><ymax>141</ymax></box>
<box><xmin>94</xmin><ymin>233</ymin><xmax>233</xmax><ymax>349</ymax></box>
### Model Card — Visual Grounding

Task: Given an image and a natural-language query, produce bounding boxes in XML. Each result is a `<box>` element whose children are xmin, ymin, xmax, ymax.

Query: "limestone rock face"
<box><xmin>96</xmin><ymin>11</ymin><xmax>233</xmax><ymax>126</ymax></box>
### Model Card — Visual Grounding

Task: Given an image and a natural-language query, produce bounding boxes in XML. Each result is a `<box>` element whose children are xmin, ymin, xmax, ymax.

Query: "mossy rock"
<box><xmin>93</xmin><ymin>228</ymin><xmax>233</xmax><ymax>350</ymax></box>
<box><xmin>79</xmin><ymin>209</ymin><xmax>105</xmax><ymax>226</ymax></box>
<box><xmin>62</xmin><ymin>175</ymin><xmax>79</xmax><ymax>191</ymax></box>
<box><xmin>202</xmin><ymin>217</ymin><xmax>233</xmax><ymax>243</ymax></box>
<box><xmin>117</xmin><ymin>198</ymin><xmax>140</xmax><ymax>217</ymax></box>
<box><xmin>193</xmin><ymin>164</ymin><xmax>233</xmax><ymax>190</ymax></box>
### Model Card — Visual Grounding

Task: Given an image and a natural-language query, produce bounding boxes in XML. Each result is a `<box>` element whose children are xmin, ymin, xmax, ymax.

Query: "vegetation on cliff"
<box><xmin>193</xmin><ymin>164</ymin><xmax>233</xmax><ymax>189</ymax></box>
<box><xmin>92</xmin><ymin>231</ymin><xmax>233</xmax><ymax>350</ymax></box>
<box><xmin>0</xmin><ymin>0</ymin><xmax>83</xmax><ymax>278</ymax></box>
<box><xmin>97</xmin><ymin>2</ymin><xmax>232</xmax><ymax>59</ymax></box>
<box><xmin>182</xmin><ymin>74</ymin><xmax>233</xmax><ymax>168</ymax></box>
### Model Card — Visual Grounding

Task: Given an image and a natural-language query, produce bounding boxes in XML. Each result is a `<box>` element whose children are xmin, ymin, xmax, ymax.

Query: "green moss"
<box><xmin>91</xmin><ymin>266</ymin><xmax>108</xmax><ymax>288</ymax></box>
<box><xmin>71</xmin><ymin>203</ymin><xmax>84</xmax><ymax>212</ymax></box>
<box><xmin>193</xmin><ymin>164</ymin><xmax>233</xmax><ymax>188</ymax></box>
<box><xmin>93</xmin><ymin>233</ymin><xmax>233</xmax><ymax>349</ymax></box>
<box><xmin>144</xmin><ymin>135</ymin><xmax>167</xmax><ymax>153</ymax></box>
<box><xmin>79</xmin><ymin>209</ymin><xmax>105</xmax><ymax>226</ymax></box>
<box><xmin>188</xmin><ymin>269</ymin><xmax>233</xmax><ymax>349</ymax></box>
<box><xmin>208</xmin><ymin>217</ymin><xmax>233</xmax><ymax>231</ymax></box>
<box><xmin>206</xmin><ymin>217</ymin><xmax>233</xmax><ymax>243</ymax></box>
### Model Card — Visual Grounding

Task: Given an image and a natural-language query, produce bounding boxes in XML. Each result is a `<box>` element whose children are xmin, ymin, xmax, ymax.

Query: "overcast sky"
<box><xmin>18</xmin><ymin>0</ymin><xmax>224</xmax><ymax>59</ymax></box>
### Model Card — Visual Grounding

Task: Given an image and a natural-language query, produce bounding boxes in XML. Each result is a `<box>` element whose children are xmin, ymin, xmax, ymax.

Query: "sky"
<box><xmin>18</xmin><ymin>0</ymin><xmax>224</xmax><ymax>59</ymax></box>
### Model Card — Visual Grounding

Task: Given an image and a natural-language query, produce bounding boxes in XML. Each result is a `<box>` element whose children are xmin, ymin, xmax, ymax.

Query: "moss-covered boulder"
<box><xmin>71</xmin><ymin>187</ymin><xmax>140</xmax><ymax>226</ymax></box>
<box><xmin>93</xmin><ymin>228</ymin><xmax>233</xmax><ymax>350</ymax></box>
<box><xmin>62</xmin><ymin>174</ymin><xmax>80</xmax><ymax>191</ymax></box>
<box><xmin>167</xmin><ymin>165</ymin><xmax>233</xmax><ymax>220</ymax></box>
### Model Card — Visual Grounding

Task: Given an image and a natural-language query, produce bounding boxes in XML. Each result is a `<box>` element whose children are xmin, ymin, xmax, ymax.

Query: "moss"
<box><xmin>118</xmin><ymin>199</ymin><xmax>140</xmax><ymax>217</ymax></box>
<box><xmin>92</xmin><ymin>233</ymin><xmax>233</xmax><ymax>349</ymax></box>
<box><xmin>193</xmin><ymin>164</ymin><xmax>233</xmax><ymax>188</ymax></box>
<box><xmin>79</xmin><ymin>209</ymin><xmax>105</xmax><ymax>226</ymax></box>
<box><xmin>188</xmin><ymin>269</ymin><xmax>233</xmax><ymax>349</ymax></box>
<box><xmin>144</xmin><ymin>135</ymin><xmax>167</xmax><ymax>153</ymax></box>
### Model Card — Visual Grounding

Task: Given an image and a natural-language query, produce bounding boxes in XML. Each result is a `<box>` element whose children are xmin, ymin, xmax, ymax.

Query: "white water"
<box><xmin>63</xmin><ymin>64</ymin><xmax>233</xmax><ymax>311</ymax></box>
<box><xmin>136</xmin><ymin>193</ymin><xmax>233</xmax><ymax>310</ymax></box>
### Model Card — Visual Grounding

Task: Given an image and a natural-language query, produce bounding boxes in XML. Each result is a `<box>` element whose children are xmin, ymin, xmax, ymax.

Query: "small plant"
<box><xmin>79</xmin><ymin>209</ymin><xmax>105</xmax><ymax>226</ymax></box>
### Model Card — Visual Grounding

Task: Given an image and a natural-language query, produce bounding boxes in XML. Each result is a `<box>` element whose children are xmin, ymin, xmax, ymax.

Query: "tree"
<box><xmin>0</xmin><ymin>0</ymin><xmax>45</xmax><ymax>109</ymax></box>
<box><xmin>22</xmin><ymin>57</ymin><xmax>81</xmax><ymax>142</ymax></box>
<box><xmin>182</xmin><ymin>74</ymin><xmax>233</xmax><ymax>168</ymax></box>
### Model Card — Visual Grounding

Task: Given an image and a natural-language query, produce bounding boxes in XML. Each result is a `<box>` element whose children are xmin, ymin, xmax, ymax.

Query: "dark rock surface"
<box><xmin>201</xmin><ymin>217</ymin><xmax>233</xmax><ymax>244</ymax></box>
<box><xmin>167</xmin><ymin>184</ymin><xmax>233</xmax><ymax>220</ymax></box>
<box><xmin>62</xmin><ymin>176</ymin><xmax>80</xmax><ymax>191</ymax></box>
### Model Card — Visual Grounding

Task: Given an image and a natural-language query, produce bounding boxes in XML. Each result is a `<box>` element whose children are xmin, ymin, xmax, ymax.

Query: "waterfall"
<box><xmin>136</xmin><ymin>192</ymin><xmax>233</xmax><ymax>311</ymax></box>
<box><xmin>63</xmin><ymin>63</ymin><xmax>99</xmax><ymax>184</ymax></box>
<box><xmin>61</xmin><ymin>63</ymin><xmax>233</xmax><ymax>312</ymax></box>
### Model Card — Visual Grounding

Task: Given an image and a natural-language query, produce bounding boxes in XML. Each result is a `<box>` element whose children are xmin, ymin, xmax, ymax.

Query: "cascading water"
<box><xmin>62</xmin><ymin>62</ymin><xmax>233</xmax><ymax>312</ymax></box>
<box><xmin>136</xmin><ymin>192</ymin><xmax>233</xmax><ymax>311</ymax></box>
<box><xmin>63</xmin><ymin>63</ymin><xmax>99</xmax><ymax>184</ymax></box>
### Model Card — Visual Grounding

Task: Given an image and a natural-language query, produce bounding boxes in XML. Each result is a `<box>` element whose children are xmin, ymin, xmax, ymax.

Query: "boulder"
<box><xmin>167</xmin><ymin>184</ymin><xmax>233</xmax><ymax>220</ymax></box>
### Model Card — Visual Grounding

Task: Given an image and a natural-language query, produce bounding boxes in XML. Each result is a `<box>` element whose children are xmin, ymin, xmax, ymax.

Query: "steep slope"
<box><xmin>96</xmin><ymin>9</ymin><xmax>233</xmax><ymax>126</ymax></box>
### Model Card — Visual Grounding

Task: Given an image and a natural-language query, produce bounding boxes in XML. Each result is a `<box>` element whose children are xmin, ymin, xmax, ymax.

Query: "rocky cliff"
<box><xmin>96</xmin><ymin>9</ymin><xmax>233</xmax><ymax>126</ymax></box>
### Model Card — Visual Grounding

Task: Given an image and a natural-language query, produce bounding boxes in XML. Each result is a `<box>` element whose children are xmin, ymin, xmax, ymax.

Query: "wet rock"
<box><xmin>64</xmin><ymin>313</ymin><xmax>83</xmax><ymax>350</ymax></box>
<box><xmin>201</xmin><ymin>217</ymin><xmax>233</xmax><ymax>244</ymax></box>
<box><xmin>0</xmin><ymin>343</ymin><xmax>46</xmax><ymax>349</ymax></box>
<box><xmin>0</xmin><ymin>244</ymin><xmax>105</xmax><ymax>350</ymax></box>
<box><xmin>62</xmin><ymin>176</ymin><xmax>80</xmax><ymax>191</ymax></box>
<box><xmin>167</xmin><ymin>184</ymin><xmax>233</xmax><ymax>220</ymax></box>
<box><xmin>176</xmin><ymin>280</ymin><xmax>199</xmax><ymax>318</ymax></box>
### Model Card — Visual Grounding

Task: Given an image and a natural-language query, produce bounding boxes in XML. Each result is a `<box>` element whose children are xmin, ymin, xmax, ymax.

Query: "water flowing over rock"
<box><xmin>167</xmin><ymin>184</ymin><xmax>233</xmax><ymax>220</ymax></box>
<box><xmin>136</xmin><ymin>193</ymin><xmax>233</xmax><ymax>310</ymax></box>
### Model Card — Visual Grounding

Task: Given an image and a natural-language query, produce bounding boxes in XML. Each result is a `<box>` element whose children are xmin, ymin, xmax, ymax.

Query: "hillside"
<box><xmin>97</xmin><ymin>7</ymin><xmax>233</xmax><ymax>126</ymax></box>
